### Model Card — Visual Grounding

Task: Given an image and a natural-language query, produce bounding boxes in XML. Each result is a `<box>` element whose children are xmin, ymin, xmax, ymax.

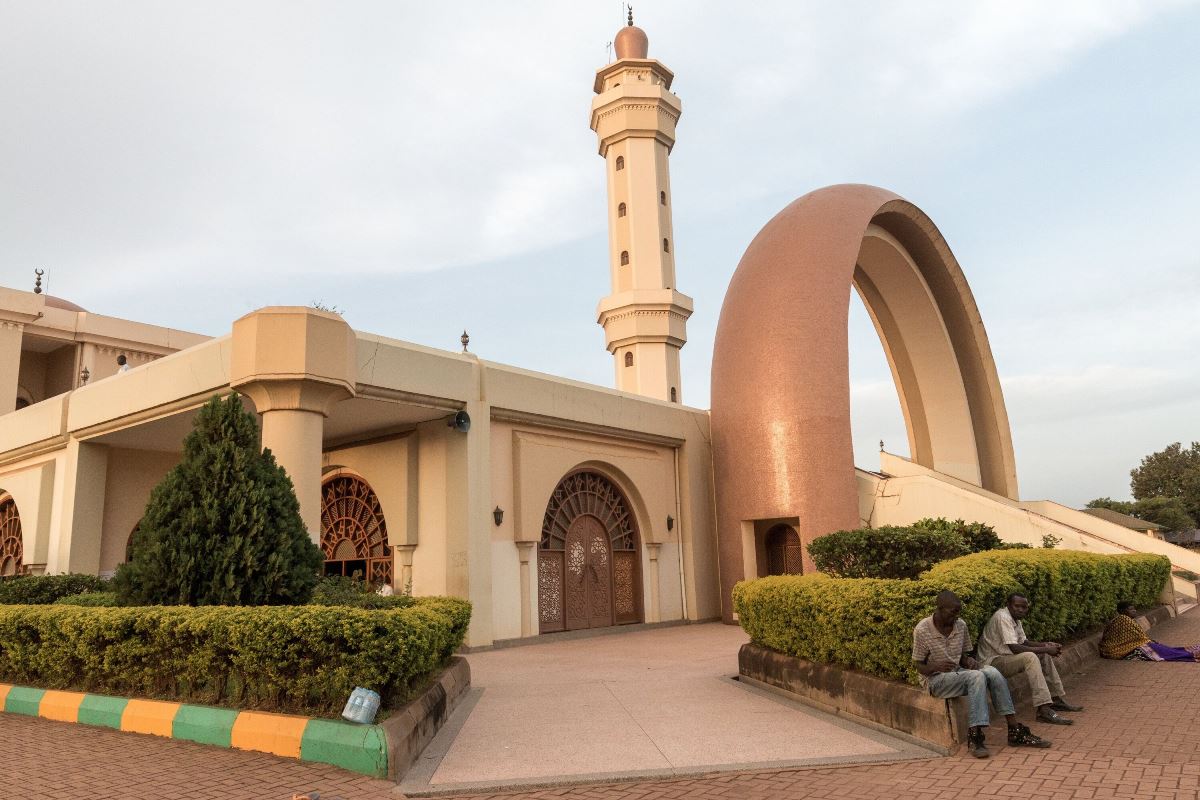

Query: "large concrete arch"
<box><xmin>710</xmin><ymin>184</ymin><xmax>1018</xmax><ymax>619</ymax></box>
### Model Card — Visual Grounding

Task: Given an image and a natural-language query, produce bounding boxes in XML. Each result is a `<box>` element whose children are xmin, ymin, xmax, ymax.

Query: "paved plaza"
<box><xmin>3</xmin><ymin>610</ymin><xmax>1200</xmax><ymax>799</ymax></box>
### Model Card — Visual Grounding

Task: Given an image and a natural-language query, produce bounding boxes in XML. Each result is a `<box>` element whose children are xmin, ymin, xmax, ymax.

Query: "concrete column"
<box><xmin>646</xmin><ymin>542</ymin><xmax>662</xmax><ymax>623</ymax></box>
<box><xmin>259</xmin><ymin>408</ymin><xmax>326</xmax><ymax>541</ymax></box>
<box><xmin>230</xmin><ymin>307</ymin><xmax>357</xmax><ymax>545</ymax></box>
<box><xmin>395</xmin><ymin>544</ymin><xmax>416</xmax><ymax>593</ymax></box>
<box><xmin>49</xmin><ymin>440</ymin><xmax>108</xmax><ymax>574</ymax></box>
<box><xmin>0</xmin><ymin>321</ymin><xmax>24</xmax><ymax>413</ymax></box>
<box><xmin>517</xmin><ymin>541</ymin><xmax>537</xmax><ymax>637</ymax></box>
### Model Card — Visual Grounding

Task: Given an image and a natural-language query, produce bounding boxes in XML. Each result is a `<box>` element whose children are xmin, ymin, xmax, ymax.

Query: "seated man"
<box><xmin>913</xmin><ymin>590</ymin><xmax>1051</xmax><ymax>758</ymax></box>
<box><xmin>977</xmin><ymin>593</ymin><xmax>1082</xmax><ymax>725</ymax></box>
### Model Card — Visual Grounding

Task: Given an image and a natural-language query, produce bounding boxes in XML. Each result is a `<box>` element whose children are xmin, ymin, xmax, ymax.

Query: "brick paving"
<box><xmin>4</xmin><ymin>609</ymin><xmax>1200</xmax><ymax>799</ymax></box>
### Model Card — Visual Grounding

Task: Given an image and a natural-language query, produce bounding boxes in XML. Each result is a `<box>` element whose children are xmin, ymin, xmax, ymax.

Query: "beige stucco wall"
<box><xmin>98</xmin><ymin>448</ymin><xmax>181</xmax><ymax>575</ymax></box>
<box><xmin>0</xmin><ymin>456</ymin><xmax>60</xmax><ymax>571</ymax></box>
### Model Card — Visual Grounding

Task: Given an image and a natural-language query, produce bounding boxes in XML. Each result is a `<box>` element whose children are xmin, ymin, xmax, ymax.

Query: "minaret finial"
<box><xmin>34</xmin><ymin>268</ymin><xmax>43</xmax><ymax>294</ymax></box>
<box><xmin>627</xmin><ymin>6</ymin><xmax>633</xmax><ymax>26</ymax></box>
<box><xmin>461</xmin><ymin>330</ymin><xmax>470</xmax><ymax>353</ymax></box>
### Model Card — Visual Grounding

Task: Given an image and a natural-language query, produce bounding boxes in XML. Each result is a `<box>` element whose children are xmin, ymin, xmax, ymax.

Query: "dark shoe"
<box><xmin>1008</xmin><ymin>723</ymin><xmax>1052</xmax><ymax>748</ymax></box>
<box><xmin>1036</xmin><ymin>708</ymin><xmax>1075</xmax><ymax>725</ymax></box>
<box><xmin>1051</xmin><ymin>698</ymin><xmax>1083</xmax><ymax>712</ymax></box>
<box><xmin>967</xmin><ymin>727</ymin><xmax>990</xmax><ymax>759</ymax></box>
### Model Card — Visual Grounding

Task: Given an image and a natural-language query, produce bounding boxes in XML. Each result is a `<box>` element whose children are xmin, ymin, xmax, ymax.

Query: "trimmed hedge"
<box><xmin>733</xmin><ymin>549</ymin><xmax>1169</xmax><ymax>685</ymax></box>
<box><xmin>0</xmin><ymin>596</ymin><xmax>470</xmax><ymax>716</ymax></box>
<box><xmin>310</xmin><ymin>575</ymin><xmax>417</xmax><ymax>610</ymax></box>
<box><xmin>807</xmin><ymin>525</ymin><xmax>969</xmax><ymax>579</ymax></box>
<box><xmin>53</xmin><ymin>592</ymin><xmax>120</xmax><ymax>607</ymax></box>
<box><xmin>0</xmin><ymin>574</ymin><xmax>109</xmax><ymax>605</ymax></box>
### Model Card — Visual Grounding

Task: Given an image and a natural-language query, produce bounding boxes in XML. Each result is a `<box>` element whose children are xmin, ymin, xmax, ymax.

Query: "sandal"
<box><xmin>1008</xmin><ymin>723</ymin><xmax>1052</xmax><ymax>748</ymax></box>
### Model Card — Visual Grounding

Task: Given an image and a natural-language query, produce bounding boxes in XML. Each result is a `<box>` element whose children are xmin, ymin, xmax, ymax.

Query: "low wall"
<box><xmin>382</xmin><ymin>655</ymin><xmax>471</xmax><ymax>780</ymax></box>
<box><xmin>738</xmin><ymin>606</ymin><xmax>1173</xmax><ymax>752</ymax></box>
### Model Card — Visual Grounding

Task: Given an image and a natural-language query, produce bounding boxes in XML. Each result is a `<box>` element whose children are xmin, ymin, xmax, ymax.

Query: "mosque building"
<box><xmin>1</xmin><ymin>17</ymin><xmax>1194</xmax><ymax>646</ymax></box>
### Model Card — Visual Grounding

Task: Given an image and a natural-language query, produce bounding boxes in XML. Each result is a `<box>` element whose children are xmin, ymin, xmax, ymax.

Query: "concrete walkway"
<box><xmin>400</xmin><ymin>622</ymin><xmax>935</xmax><ymax>796</ymax></box>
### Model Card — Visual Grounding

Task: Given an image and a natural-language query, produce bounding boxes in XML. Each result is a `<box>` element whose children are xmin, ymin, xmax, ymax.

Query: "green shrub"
<box><xmin>807</xmin><ymin>525</ymin><xmax>969</xmax><ymax>579</ymax></box>
<box><xmin>113</xmin><ymin>394</ymin><xmax>324</xmax><ymax>606</ymax></box>
<box><xmin>310</xmin><ymin>576</ymin><xmax>416</xmax><ymax>610</ymax></box>
<box><xmin>0</xmin><ymin>596</ymin><xmax>470</xmax><ymax>716</ymax></box>
<box><xmin>53</xmin><ymin>592</ymin><xmax>120</xmax><ymax>607</ymax></box>
<box><xmin>910</xmin><ymin>517</ymin><xmax>1002</xmax><ymax>553</ymax></box>
<box><xmin>0</xmin><ymin>574</ymin><xmax>110</xmax><ymax>605</ymax></box>
<box><xmin>734</xmin><ymin>549</ymin><xmax>1169</xmax><ymax>685</ymax></box>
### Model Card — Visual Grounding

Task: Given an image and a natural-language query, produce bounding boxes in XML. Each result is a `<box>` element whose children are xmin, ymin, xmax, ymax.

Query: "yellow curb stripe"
<box><xmin>0</xmin><ymin>684</ymin><xmax>11</xmax><ymax>709</ymax></box>
<box><xmin>39</xmin><ymin>690</ymin><xmax>86</xmax><ymax>723</ymax></box>
<box><xmin>230</xmin><ymin>710</ymin><xmax>309</xmax><ymax>758</ymax></box>
<box><xmin>120</xmin><ymin>698</ymin><xmax>182</xmax><ymax>738</ymax></box>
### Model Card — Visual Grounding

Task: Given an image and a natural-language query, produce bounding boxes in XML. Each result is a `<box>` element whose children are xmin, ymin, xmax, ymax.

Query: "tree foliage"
<box><xmin>113</xmin><ymin>394</ymin><xmax>324</xmax><ymax>606</ymax></box>
<box><xmin>1130</xmin><ymin>442</ymin><xmax>1200</xmax><ymax>523</ymax></box>
<box><xmin>1088</xmin><ymin>491</ymin><xmax>1198</xmax><ymax>533</ymax></box>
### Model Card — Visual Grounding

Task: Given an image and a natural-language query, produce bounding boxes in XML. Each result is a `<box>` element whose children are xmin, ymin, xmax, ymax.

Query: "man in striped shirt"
<box><xmin>913</xmin><ymin>590</ymin><xmax>1051</xmax><ymax>758</ymax></box>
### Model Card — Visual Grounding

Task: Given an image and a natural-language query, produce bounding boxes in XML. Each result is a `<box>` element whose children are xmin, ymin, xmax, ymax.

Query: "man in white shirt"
<box><xmin>977</xmin><ymin>593</ymin><xmax>1083</xmax><ymax>726</ymax></box>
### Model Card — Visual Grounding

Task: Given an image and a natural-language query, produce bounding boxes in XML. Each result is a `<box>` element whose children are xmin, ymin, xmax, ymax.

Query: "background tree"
<box><xmin>1087</xmin><ymin>493</ymin><xmax>1197</xmax><ymax>534</ymax></box>
<box><xmin>1130</xmin><ymin>442</ymin><xmax>1200</xmax><ymax>522</ymax></box>
<box><xmin>113</xmin><ymin>394</ymin><xmax>323</xmax><ymax>606</ymax></box>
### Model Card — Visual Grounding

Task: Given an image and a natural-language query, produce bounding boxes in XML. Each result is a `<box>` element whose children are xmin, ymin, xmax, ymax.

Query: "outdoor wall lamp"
<box><xmin>666</xmin><ymin>514</ymin><xmax>674</xmax><ymax>531</ymax></box>
<box><xmin>493</xmin><ymin>506</ymin><xmax>504</xmax><ymax>526</ymax></box>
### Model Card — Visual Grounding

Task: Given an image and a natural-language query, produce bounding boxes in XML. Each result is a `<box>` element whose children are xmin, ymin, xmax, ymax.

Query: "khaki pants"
<box><xmin>990</xmin><ymin>651</ymin><xmax>1065</xmax><ymax>708</ymax></box>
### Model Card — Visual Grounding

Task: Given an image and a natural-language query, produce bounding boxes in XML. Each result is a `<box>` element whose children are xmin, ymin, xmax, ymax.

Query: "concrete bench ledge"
<box><xmin>0</xmin><ymin>655</ymin><xmax>470</xmax><ymax>780</ymax></box>
<box><xmin>738</xmin><ymin>606</ymin><xmax>1173</xmax><ymax>752</ymax></box>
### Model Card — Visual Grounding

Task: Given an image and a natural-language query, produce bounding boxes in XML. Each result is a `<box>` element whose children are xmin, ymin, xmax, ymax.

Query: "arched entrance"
<box><xmin>0</xmin><ymin>494</ymin><xmax>23</xmax><ymax>578</ymax></box>
<box><xmin>538</xmin><ymin>471</ymin><xmax>641</xmax><ymax>634</ymax></box>
<box><xmin>319</xmin><ymin>472</ymin><xmax>393</xmax><ymax>587</ymax></box>
<box><xmin>765</xmin><ymin>524</ymin><xmax>803</xmax><ymax>576</ymax></box>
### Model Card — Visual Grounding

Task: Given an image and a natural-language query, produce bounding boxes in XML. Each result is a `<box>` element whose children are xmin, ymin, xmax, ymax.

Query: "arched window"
<box><xmin>620</xmin><ymin>251</ymin><xmax>629</xmax><ymax>266</ymax></box>
<box><xmin>320</xmin><ymin>473</ymin><xmax>393</xmax><ymax>587</ymax></box>
<box><xmin>125</xmin><ymin>521</ymin><xmax>142</xmax><ymax>563</ymax></box>
<box><xmin>0</xmin><ymin>495</ymin><xmax>23</xmax><ymax>579</ymax></box>
<box><xmin>660</xmin><ymin>191</ymin><xmax>667</xmax><ymax>205</ymax></box>
<box><xmin>615</xmin><ymin>156</ymin><xmax>625</xmax><ymax>171</ymax></box>
<box><xmin>670</xmin><ymin>387</ymin><xmax>677</xmax><ymax>403</ymax></box>
<box><xmin>624</xmin><ymin>352</ymin><xmax>634</xmax><ymax>367</ymax></box>
<box><xmin>617</xmin><ymin>203</ymin><xmax>626</xmax><ymax>218</ymax></box>
<box><xmin>663</xmin><ymin>238</ymin><xmax>670</xmax><ymax>253</ymax></box>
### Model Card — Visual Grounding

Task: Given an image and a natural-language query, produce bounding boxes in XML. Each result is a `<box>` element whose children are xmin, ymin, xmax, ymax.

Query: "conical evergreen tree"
<box><xmin>113</xmin><ymin>394</ymin><xmax>324</xmax><ymax>605</ymax></box>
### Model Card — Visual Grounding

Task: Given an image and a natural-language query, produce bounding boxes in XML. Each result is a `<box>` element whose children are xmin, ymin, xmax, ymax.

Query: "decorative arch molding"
<box><xmin>710</xmin><ymin>184</ymin><xmax>1018</xmax><ymax>619</ymax></box>
<box><xmin>537</xmin><ymin>468</ymin><xmax>643</xmax><ymax>633</ymax></box>
<box><xmin>319</xmin><ymin>469</ymin><xmax>393</xmax><ymax>587</ymax></box>
<box><xmin>0</xmin><ymin>493</ymin><xmax>24</xmax><ymax>578</ymax></box>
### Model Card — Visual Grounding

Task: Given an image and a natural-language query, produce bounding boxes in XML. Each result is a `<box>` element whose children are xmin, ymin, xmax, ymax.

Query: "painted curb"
<box><xmin>0</xmin><ymin>683</ymin><xmax>388</xmax><ymax>777</ymax></box>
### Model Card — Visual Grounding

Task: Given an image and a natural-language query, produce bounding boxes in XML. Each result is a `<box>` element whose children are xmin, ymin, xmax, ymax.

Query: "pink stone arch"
<box><xmin>710</xmin><ymin>184</ymin><xmax>1018</xmax><ymax>619</ymax></box>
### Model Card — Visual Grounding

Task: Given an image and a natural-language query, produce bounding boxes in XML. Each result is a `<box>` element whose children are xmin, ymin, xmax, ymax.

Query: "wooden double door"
<box><xmin>538</xmin><ymin>471</ymin><xmax>641</xmax><ymax>634</ymax></box>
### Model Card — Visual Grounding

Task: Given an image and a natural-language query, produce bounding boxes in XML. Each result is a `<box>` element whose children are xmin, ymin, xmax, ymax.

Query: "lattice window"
<box><xmin>766</xmin><ymin>524</ymin><xmax>803</xmax><ymax>576</ymax></box>
<box><xmin>320</xmin><ymin>474</ymin><xmax>392</xmax><ymax>587</ymax></box>
<box><xmin>0</xmin><ymin>495</ymin><xmax>23</xmax><ymax>578</ymax></box>
<box><xmin>540</xmin><ymin>472</ymin><xmax>638</xmax><ymax>554</ymax></box>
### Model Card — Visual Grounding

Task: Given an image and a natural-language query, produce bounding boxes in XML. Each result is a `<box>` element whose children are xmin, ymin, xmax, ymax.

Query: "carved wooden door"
<box><xmin>539</xmin><ymin>471</ymin><xmax>641</xmax><ymax>634</ymax></box>
<box><xmin>563</xmin><ymin>516</ymin><xmax>614</xmax><ymax>630</ymax></box>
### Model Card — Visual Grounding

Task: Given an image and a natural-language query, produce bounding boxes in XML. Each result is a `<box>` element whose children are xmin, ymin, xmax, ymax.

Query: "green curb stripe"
<box><xmin>77</xmin><ymin>694</ymin><xmax>129</xmax><ymax>729</ymax></box>
<box><xmin>5</xmin><ymin>686</ymin><xmax>46</xmax><ymax>717</ymax></box>
<box><xmin>3</xmin><ymin>684</ymin><xmax>387</xmax><ymax>778</ymax></box>
<box><xmin>300</xmin><ymin>718</ymin><xmax>388</xmax><ymax>778</ymax></box>
<box><xmin>173</xmin><ymin>704</ymin><xmax>238</xmax><ymax>747</ymax></box>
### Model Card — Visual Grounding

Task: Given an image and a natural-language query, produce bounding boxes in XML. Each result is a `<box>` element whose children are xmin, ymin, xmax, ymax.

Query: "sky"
<box><xmin>2</xmin><ymin>1</ymin><xmax>1198</xmax><ymax>507</ymax></box>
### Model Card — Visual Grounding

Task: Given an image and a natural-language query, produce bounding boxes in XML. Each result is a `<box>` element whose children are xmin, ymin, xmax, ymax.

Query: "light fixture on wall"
<box><xmin>493</xmin><ymin>506</ymin><xmax>504</xmax><ymax>526</ymax></box>
<box><xmin>666</xmin><ymin>515</ymin><xmax>674</xmax><ymax>532</ymax></box>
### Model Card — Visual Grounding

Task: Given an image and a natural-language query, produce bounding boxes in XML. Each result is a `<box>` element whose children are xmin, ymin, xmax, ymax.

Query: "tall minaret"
<box><xmin>591</xmin><ymin>10</ymin><xmax>693</xmax><ymax>403</ymax></box>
